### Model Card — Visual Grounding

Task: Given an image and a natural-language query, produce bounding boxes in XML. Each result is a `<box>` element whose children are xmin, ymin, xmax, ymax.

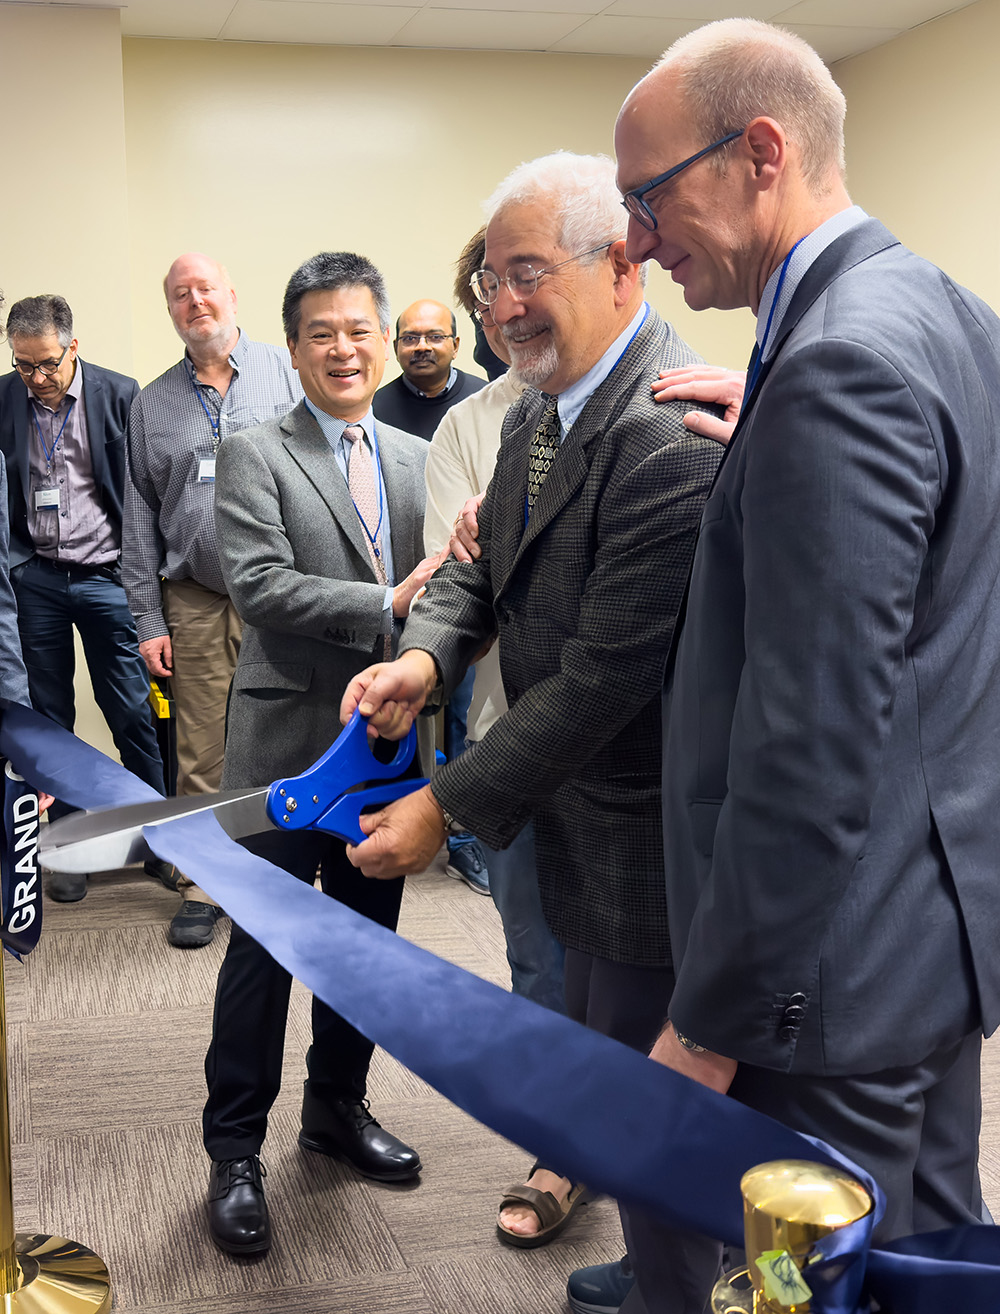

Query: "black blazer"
<box><xmin>402</xmin><ymin>309</ymin><xmax>722</xmax><ymax>966</ymax></box>
<box><xmin>663</xmin><ymin>219</ymin><xmax>1000</xmax><ymax>1076</ymax></box>
<box><xmin>0</xmin><ymin>359</ymin><xmax>139</xmax><ymax>567</ymax></box>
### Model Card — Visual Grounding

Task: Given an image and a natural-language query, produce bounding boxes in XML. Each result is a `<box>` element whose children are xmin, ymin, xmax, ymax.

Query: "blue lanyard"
<box><xmin>349</xmin><ymin>426</ymin><xmax>385</xmax><ymax>561</ymax></box>
<box><xmin>187</xmin><ymin>361</ymin><xmax>222</xmax><ymax>450</ymax></box>
<box><xmin>32</xmin><ymin>398</ymin><xmax>76</xmax><ymax>471</ymax></box>
<box><xmin>747</xmin><ymin>235</ymin><xmax>807</xmax><ymax>396</ymax></box>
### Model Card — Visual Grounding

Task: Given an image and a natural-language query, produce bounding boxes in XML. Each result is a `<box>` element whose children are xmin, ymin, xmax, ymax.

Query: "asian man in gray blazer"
<box><xmin>204</xmin><ymin>252</ymin><xmax>441</xmax><ymax>1259</ymax></box>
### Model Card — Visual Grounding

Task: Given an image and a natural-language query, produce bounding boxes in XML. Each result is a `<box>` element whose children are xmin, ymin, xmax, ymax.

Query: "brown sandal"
<box><xmin>496</xmin><ymin>1178</ymin><xmax>590</xmax><ymax>1249</ymax></box>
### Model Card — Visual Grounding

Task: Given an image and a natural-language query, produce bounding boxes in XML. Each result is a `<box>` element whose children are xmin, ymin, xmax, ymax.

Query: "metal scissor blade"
<box><xmin>39</xmin><ymin>789</ymin><xmax>274</xmax><ymax>874</ymax></box>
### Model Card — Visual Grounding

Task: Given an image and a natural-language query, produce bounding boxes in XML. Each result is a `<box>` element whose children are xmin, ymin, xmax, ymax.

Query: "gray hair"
<box><xmin>655</xmin><ymin>19</ymin><xmax>846</xmax><ymax>190</ymax></box>
<box><xmin>282</xmin><ymin>252</ymin><xmax>391</xmax><ymax>341</ymax></box>
<box><xmin>484</xmin><ymin>152</ymin><xmax>626</xmax><ymax>258</ymax></box>
<box><xmin>5</xmin><ymin>294</ymin><xmax>74</xmax><ymax>347</ymax></box>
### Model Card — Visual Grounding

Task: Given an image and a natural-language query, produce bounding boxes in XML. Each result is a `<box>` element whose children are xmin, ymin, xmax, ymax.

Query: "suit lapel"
<box><xmin>496</xmin><ymin>313</ymin><xmax>668</xmax><ymax>597</ymax></box>
<box><xmin>279</xmin><ymin>401</ymin><xmax>378</xmax><ymax>581</ymax></box>
<box><xmin>79</xmin><ymin>361</ymin><xmax>105</xmax><ymax>489</ymax></box>
<box><xmin>711</xmin><ymin>218</ymin><xmax>902</xmax><ymax>481</ymax></box>
<box><xmin>12</xmin><ymin>380</ymin><xmax>31</xmax><ymax>508</ymax></box>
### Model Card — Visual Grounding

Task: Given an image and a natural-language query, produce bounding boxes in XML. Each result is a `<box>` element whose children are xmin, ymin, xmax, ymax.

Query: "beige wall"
<box><xmin>836</xmin><ymin>0</ymin><xmax>1000</xmax><ymax>309</ymax></box>
<box><xmin>0</xmin><ymin>4</ymin><xmax>133</xmax><ymax>372</ymax></box>
<box><xmin>120</xmin><ymin>37</ymin><xmax>755</xmax><ymax>383</ymax></box>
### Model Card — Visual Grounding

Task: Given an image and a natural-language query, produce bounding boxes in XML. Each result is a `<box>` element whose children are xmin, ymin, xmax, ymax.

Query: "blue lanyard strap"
<box><xmin>747</xmin><ymin>235</ymin><xmax>807</xmax><ymax>396</ymax></box>
<box><xmin>187</xmin><ymin>361</ymin><xmax>223</xmax><ymax>450</ymax></box>
<box><xmin>349</xmin><ymin>427</ymin><xmax>385</xmax><ymax>560</ymax></box>
<box><xmin>31</xmin><ymin>398</ymin><xmax>76</xmax><ymax>470</ymax></box>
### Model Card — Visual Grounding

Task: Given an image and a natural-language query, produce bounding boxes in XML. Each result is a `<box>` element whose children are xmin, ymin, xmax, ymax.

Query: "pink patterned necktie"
<box><xmin>344</xmin><ymin>424</ymin><xmax>391</xmax><ymax>659</ymax></box>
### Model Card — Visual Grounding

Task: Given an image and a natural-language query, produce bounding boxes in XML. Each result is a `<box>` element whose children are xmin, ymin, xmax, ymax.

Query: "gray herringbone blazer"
<box><xmin>215</xmin><ymin>401</ymin><xmax>427</xmax><ymax>790</ymax></box>
<box><xmin>401</xmin><ymin>309</ymin><xmax>722</xmax><ymax>965</ymax></box>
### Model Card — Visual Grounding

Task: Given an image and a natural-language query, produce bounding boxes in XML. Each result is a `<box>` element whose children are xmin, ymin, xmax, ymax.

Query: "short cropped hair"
<box><xmin>5</xmin><ymin>294</ymin><xmax>74</xmax><ymax>348</ymax></box>
<box><xmin>393</xmin><ymin>307</ymin><xmax>457</xmax><ymax>339</ymax></box>
<box><xmin>454</xmin><ymin>228</ymin><xmax>487</xmax><ymax>315</ymax></box>
<box><xmin>282</xmin><ymin>252</ymin><xmax>390</xmax><ymax>341</ymax></box>
<box><xmin>484</xmin><ymin>152</ymin><xmax>626</xmax><ymax>257</ymax></box>
<box><xmin>655</xmin><ymin>18</ymin><xmax>847</xmax><ymax>189</ymax></box>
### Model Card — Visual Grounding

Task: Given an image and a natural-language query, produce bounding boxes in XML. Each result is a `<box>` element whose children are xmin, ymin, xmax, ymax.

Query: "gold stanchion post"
<box><xmin>0</xmin><ymin>948</ymin><xmax>112</xmax><ymax>1312</ymax></box>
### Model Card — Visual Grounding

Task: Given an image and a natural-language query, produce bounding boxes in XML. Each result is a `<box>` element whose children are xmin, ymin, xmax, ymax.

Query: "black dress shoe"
<box><xmin>299</xmin><ymin>1097</ymin><xmax>422</xmax><ymax>1182</ymax></box>
<box><xmin>207</xmin><ymin>1155</ymin><xmax>271</xmax><ymax>1255</ymax></box>
<box><xmin>46</xmin><ymin>869</ymin><xmax>88</xmax><ymax>902</ymax></box>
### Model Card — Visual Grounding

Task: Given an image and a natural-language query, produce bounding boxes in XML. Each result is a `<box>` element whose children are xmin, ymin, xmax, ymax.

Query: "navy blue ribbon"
<box><xmin>6</xmin><ymin>701</ymin><xmax>1000</xmax><ymax>1312</ymax></box>
<box><xmin>0</xmin><ymin>760</ymin><xmax>42</xmax><ymax>957</ymax></box>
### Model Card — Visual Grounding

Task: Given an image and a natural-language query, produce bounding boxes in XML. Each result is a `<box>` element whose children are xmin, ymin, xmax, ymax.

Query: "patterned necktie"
<box><xmin>344</xmin><ymin>424</ymin><xmax>391</xmax><ymax>658</ymax></box>
<box><xmin>526</xmin><ymin>396</ymin><xmax>561</xmax><ymax>516</ymax></box>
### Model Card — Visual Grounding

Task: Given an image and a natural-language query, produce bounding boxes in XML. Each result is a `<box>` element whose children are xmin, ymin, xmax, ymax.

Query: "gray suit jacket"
<box><xmin>664</xmin><ymin>219</ymin><xmax>1000</xmax><ymax>1075</ymax></box>
<box><xmin>215</xmin><ymin>401</ymin><xmax>427</xmax><ymax>789</ymax></box>
<box><xmin>402</xmin><ymin>309</ymin><xmax>722</xmax><ymax>965</ymax></box>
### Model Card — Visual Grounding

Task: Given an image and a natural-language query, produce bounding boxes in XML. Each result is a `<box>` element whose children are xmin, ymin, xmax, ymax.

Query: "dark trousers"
<box><xmin>14</xmin><ymin>556</ymin><xmax>164</xmax><ymax>816</ymax></box>
<box><xmin>620</xmin><ymin>1030</ymin><xmax>985</xmax><ymax>1314</ymax></box>
<box><xmin>202</xmin><ymin>828</ymin><xmax>404</xmax><ymax>1160</ymax></box>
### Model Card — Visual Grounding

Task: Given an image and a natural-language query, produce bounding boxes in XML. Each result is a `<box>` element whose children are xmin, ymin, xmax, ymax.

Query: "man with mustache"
<box><xmin>340</xmin><ymin>152</ymin><xmax>723</xmax><ymax>1261</ymax></box>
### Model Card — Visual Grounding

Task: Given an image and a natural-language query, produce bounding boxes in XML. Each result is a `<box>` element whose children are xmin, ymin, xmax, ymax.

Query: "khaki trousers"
<box><xmin>162</xmin><ymin>577</ymin><xmax>243</xmax><ymax>905</ymax></box>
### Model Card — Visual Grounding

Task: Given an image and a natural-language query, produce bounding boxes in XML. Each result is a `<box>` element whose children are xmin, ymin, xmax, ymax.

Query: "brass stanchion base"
<box><xmin>1</xmin><ymin>1232</ymin><xmax>111</xmax><ymax>1312</ymax></box>
<box><xmin>710</xmin><ymin>1266</ymin><xmax>755</xmax><ymax>1313</ymax></box>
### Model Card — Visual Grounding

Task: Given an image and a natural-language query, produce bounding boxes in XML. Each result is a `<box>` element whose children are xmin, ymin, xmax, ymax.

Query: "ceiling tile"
<box><xmin>424</xmin><ymin>0</ymin><xmax>605</xmax><ymax>11</ymax></box>
<box><xmin>779</xmin><ymin>20</ymin><xmax>902</xmax><ymax>61</ymax></box>
<box><xmin>390</xmin><ymin>7</ymin><xmax>585</xmax><ymax>49</ymax></box>
<box><xmin>603</xmin><ymin>0</ymin><xmax>778</xmax><ymax>18</ymax></box>
<box><xmin>551</xmin><ymin>13</ymin><xmax>695</xmax><ymax>56</ymax></box>
<box><xmin>120</xmin><ymin>0</ymin><xmax>236</xmax><ymax>40</ymax></box>
<box><xmin>221</xmin><ymin>0</ymin><xmax>418</xmax><ymax>44</ymax></box>
<box><xmin>774</xmin><ymin>0</ymin><xmax>965</xmax><ymax>27</ymax></box>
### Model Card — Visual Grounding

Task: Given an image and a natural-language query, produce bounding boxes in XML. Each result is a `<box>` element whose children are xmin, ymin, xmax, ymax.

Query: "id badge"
<box><xmin>197</xmin><ymin>458</ymin><xmax>216</xmax><ymax>483</ymax></box>
<box><xmin>34</xmin><ymin>488</ymin><xmax>59</xmax><ymax>511</ymax></box>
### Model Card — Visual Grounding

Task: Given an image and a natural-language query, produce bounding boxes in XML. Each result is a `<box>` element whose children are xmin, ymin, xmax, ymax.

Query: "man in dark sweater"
<box><xmin>372</xmin><ymin>300</ymin><xmax>484</xmax><ymax>440</ymax></box>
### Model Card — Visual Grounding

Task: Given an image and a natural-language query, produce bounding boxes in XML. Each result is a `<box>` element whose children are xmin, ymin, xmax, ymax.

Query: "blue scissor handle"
<box><xmin>313</xmin><ymin>779</ymin><xmax>428</xmax><ymax>846</ymax></box>
<box><xmin>266</xmin><ymin>709</ymin><xmax>419</xmax><ymax>833</ymax></box>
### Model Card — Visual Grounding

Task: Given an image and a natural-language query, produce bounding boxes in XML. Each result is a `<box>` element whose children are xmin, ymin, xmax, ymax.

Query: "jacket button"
<box><xmin>778</xmin><ymin>1025</ymin><xmax>796</xmax><ymax>1040</ymax></box>
<box><xmin>783</xmin><ymin>1005</ymin><xmax>806</xmax><ymax>1021</ymax></box>
<box><xmin>788</xmin><ymin>993</ymin><xmax>807</xmax><ymax>1005</ymax></box>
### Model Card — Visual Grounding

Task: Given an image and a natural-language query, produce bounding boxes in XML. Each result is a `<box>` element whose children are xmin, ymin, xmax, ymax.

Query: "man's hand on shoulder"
<box><xmin>449</xmin><ymin>492</ymin><xmax>486</xmax><ymax>562</ymax></box>
<box><xmin>340</xmin><ymin>649</ymin><xmax>439</xmax><ymax>740</ymax></box>
<box><xmin>648</xmin><ymin>1022</ymin><xmax>737</xmax><ymax>1095</ymax></box>
<box><xmin>652</xmin><ymin>365</ymin><xmax>746</xmax><ymax>447</ymax></box>
<box><xmin>139</xmin><ymin>635</ymin><xmax>173</xmax><ymax>678</ymax></box>
<box><xmin>345</xmin><ymin>784</ymin><xmax>446</xmax><ymax>879</ymax></box>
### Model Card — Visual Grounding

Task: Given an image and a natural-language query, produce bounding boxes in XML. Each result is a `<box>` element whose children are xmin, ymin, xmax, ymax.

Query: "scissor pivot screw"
<box><xmin>287</xmin><ymin>798</ymin><xmax>297</xmax><ymax>811</ymax></box>
<box><xmin>279</xmin><ymin>788</ymin><xmax>286</xmax><ymax>797</ymax></box>
<box><xmin>283</xmin><ymin>814</ymin><xmax>289</xmax><ymax>823</ymax></box>
<box><xmin>312</xmin><ymin>795</ymin><xmax>319</xmax><ymax>804</ymax></box>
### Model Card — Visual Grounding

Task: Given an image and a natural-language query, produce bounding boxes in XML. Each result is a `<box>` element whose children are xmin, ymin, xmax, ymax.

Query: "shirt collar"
<box><xmin>303</xmin><ymin>396</ymin><xmax>376</xmax><ymax>448</ymax></box>
<box><xmin>554</xmin><ymin>303</ymin><xmax>648</xmax><ymax>438</ymax></box>
<box><xmin>401</xmin><ymin>365</ymin><xmax>458</xmax><ymax>399</ymax></box>
<box><xmin>756</xmin><ymin>206</ymin><xmax>868</xmax><ymax>359</ymax></box>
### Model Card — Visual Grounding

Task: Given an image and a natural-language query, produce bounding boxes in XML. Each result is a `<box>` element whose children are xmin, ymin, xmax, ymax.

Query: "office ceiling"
<box><xmin>2</xmin><ymin>0</ymin><xmax>974</xmax><ymax>63</ymax></box>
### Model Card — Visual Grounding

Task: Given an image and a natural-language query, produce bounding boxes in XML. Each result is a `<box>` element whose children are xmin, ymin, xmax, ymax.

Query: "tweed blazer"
<box><xmin>664</xmin><ymin>220</ymin><xmax>1000</xmax><ymax>1075</ymax></box>
<box><xmin>215</xmin><ymin>401</ymin><xmax>428</xmax><ymax>790</ymax></box>
<box><xmin>401</xmin><ymin>309</ymin><xmax>722</xmax><ymax>965</ymax></box>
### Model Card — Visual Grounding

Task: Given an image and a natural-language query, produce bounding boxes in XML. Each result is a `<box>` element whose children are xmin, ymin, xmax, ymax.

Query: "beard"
<box><xmin>502</xmin><ymin>320</ymin><xmax>560</xmax><ymax>389</ymax></box>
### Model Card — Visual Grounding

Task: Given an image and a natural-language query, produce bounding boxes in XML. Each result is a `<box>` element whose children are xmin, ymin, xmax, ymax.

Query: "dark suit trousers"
<box><xmin>620</xmin><ymin>1030</ymin><xmax>985</xmax><ymax>1314</ymax></box>
<box><xmin>202</xmin><ymin>828</ymin><xmax>404</xmax><ymax>1160</ymax></box>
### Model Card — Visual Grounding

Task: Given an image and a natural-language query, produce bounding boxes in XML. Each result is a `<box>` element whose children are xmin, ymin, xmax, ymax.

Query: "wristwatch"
<box><xmin>673</xmin><ymin>1028</ymin><xmax>706</xmax><ymax>1054</ymax></box>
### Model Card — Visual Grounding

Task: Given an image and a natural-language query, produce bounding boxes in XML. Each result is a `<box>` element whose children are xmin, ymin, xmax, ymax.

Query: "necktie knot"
<box><xmin>343</xmin><ymin>423</ymin><xmax>365</xmax><ymax>445</ymax></box>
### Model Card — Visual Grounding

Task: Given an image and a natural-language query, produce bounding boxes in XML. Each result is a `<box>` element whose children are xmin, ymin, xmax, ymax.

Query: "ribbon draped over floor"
<box><xmin>3</xmin><ymin>701</ymin><xmax>999</xmax><ymax>1313</ymax></box>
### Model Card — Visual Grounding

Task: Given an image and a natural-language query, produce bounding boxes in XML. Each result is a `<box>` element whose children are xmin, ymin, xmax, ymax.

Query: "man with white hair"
<box><xmin>123</xmin><ymin>253</ymin><xmax>301</xmax><ymax>946</ymax></box>
<box><xmin>339</xmin><ymin>152</ymin><xmax>723</xmax><ymax>1256</ymax></box>
<box><xmin>567</xmin><ymin>16</ymin><xmax>1000</xmax><ymax>1312</ymax></box>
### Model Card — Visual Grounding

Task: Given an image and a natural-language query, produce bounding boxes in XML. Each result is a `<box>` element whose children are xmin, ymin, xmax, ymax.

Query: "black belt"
<box><xmin>34</xmin><ymin>556</ymin><xmax>119</xmax><ymax>577</ymax></box>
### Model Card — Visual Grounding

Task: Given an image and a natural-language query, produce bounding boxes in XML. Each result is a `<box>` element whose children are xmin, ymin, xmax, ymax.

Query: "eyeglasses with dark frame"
<box><xmin>470</xmin><ymin>241</ymin><xmax>614</xmax><ymax>307</ymax></box>
<box><xmin>621</xmin><ymin>129</ymin><xmax>745</xmax><ymax>232</ymax></box>
<box><xmin>11</xmin><ymin>343</ymin><xmax>71</xmax><ymax>378</ymax></box>
<box><xmin>397</xmin><ymin>332</ymin><xmax>456</xmax><ymax>348</ymax></box>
